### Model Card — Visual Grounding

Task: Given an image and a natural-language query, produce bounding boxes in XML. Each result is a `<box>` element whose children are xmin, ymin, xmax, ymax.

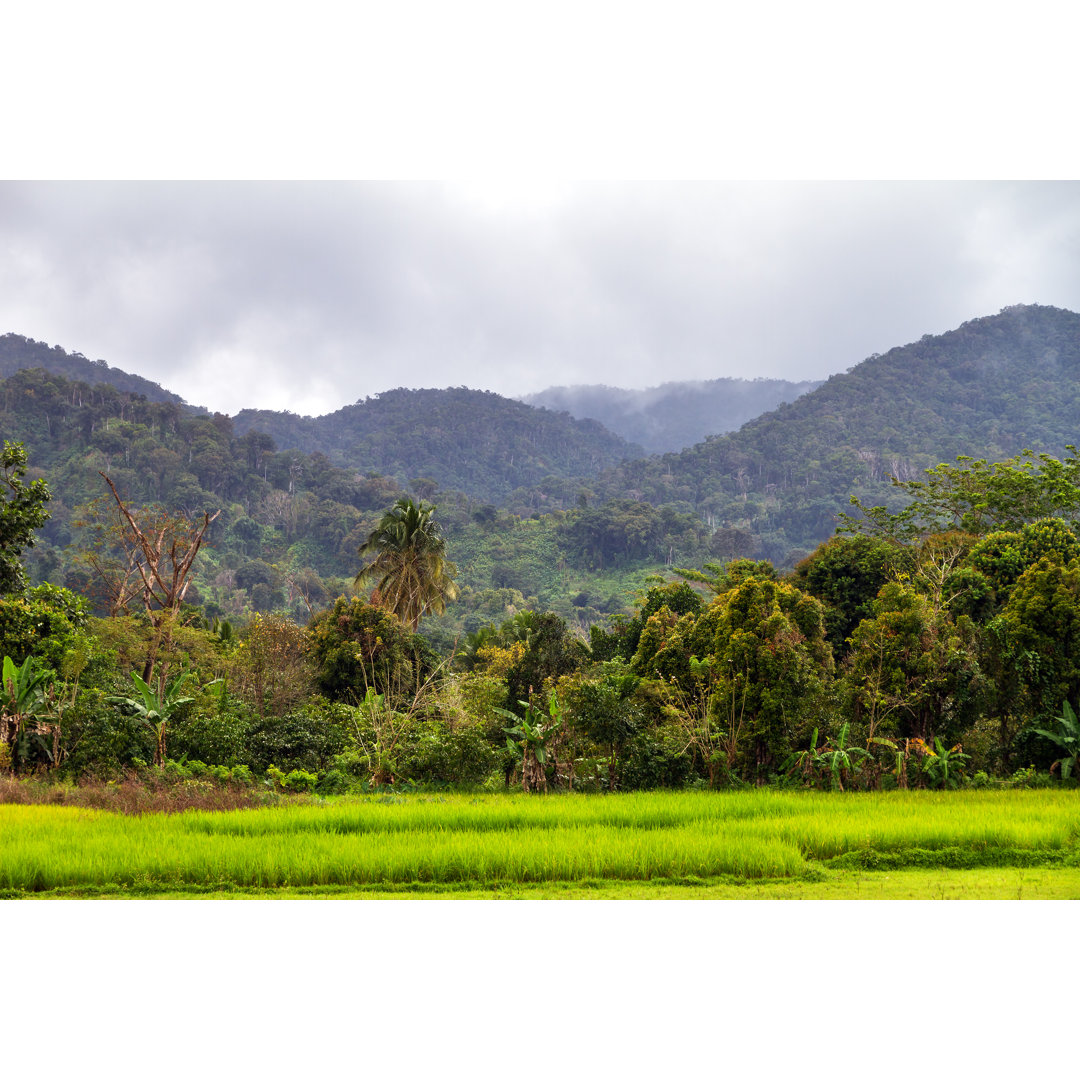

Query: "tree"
<box><xmin>843</xmin><ymin>580</ymin><xmax>984</xmax><ymax>747</ymax></box>
<box><xmin>354</xmin><ymin>497</ymin><xmax>458</xmax><ymax>631</ymax></box>
<box><xmin>0</xmin><ymin>653</ymin><xmax>57</xmax><ymax>772</ymax></box>
<box><xmin>308</xmin><ymin>596</ymin><xmax>438</xmax><ymax>707</ymax></box>
<box><xmin>633</xmin><ymin>571</ymin><xmax>833</xmax><ymax>782</ymax></box>
<box><xmin>791</xmin><ymin>535</ymin><xmax>915</xmax><ymax>656</ymax></box>
<box><xmin>992</xmin><ymin>556</ymin><xmax>1080</xmax><ymax>727</ymax></box>
<box><xmin>97</xmin><ymin>474</ymin><xmax>220</xmax><ymax>683</ymax></box>
<box><xmin>839</xmin><ymin>447</ymin><xmax>1080</xmax><ymax>540</ymax></box>
<box><xmin>109</xmin><ymin>670</ymin><xmax>196</xmax><ymax>767</ymax></box>
<box><xmin>0</xmin><ymin>441</ymin><xmax>51</xmax><ymax>595</ymax></box>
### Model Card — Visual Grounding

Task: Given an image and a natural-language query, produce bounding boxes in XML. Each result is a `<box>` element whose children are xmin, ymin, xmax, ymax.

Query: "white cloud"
<box><xmin>0</xmin><ymin>181</ymin><xmax>1078</xmax><ymax>414</ymax></box>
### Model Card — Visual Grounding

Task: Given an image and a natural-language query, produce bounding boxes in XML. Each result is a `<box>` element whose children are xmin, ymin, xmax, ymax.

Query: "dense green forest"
<box><xmin>0</xmin><ymin>333</ymin><xmax>190</xmax><ymax>407</ymax></box>
<box><xmin>0</xmin><ymin>365</ymin><xmax>714</xmax><ymax>636</ymax></box>
<box><xmin>588</xmin><ymin>304</ymin><xmax>1080</xmax><ymax>563</ymax></box>
<box><xmin>522</xmin><ymin>375</ymin><xmax>821</xmax><ymax>454</ymax></box>
<box><xmin>3</xmin><ymin>303</ymin><xmax>1080</xmax><ymax>795</ymax></box>
<box><xmin>233</xmin><ymin>387</ymin><xmax>644</xmax><ymax>501</ymax></box>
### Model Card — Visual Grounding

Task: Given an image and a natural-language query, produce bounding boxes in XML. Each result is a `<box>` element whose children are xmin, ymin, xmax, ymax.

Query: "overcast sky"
<box><xmin>3</xmin><ymin>5</ymin><xmax>1079</xmax><ymax>419</ymax></box>
<box><xmin>2</xmin><ymin>180</ymin><xmax>1078</xmax><ymax>417</ymax></box>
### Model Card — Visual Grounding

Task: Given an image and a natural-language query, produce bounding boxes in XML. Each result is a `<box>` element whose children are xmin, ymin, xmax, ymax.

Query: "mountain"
<box><xmin>590</xmin><ymin>304</ymin><xmax>1080</xmax><ymax>563</ymax></box>
<box><xmin>0</xmin><ymin>333</ymin><xmax>190</xmax><ymax>407</ymax></box>
<box><xmin>522</xmin><ymin>376</ymin><xmax>822</xmax><ymax>453</ymax></box>
<box><xmin>232</xmin><ymin>387</ymin><xmax>645</xmax><ymax>502</ymax></box>
<box><xmin>7</xmin><ymin>304</ymin><xmax>1079</xmax><ymax>629</ymax></box>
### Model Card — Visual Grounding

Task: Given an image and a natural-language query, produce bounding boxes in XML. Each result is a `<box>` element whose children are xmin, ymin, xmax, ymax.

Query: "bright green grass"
<box><xmin>2</xmin><ymin>789</ymin><xmax>1078</xmax><ymax>896</ymax></box>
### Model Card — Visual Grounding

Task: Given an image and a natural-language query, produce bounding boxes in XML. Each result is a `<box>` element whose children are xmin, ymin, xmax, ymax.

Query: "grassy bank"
<box><xmin>2</xmin><ymin>789</ymin><xmax>1079</xmax><ymax>897</ymax></box>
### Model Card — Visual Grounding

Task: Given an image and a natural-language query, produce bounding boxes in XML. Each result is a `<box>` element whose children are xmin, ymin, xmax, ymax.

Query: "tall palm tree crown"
<box><xmin>354</xmin><ymin>497</ymin><xmax>458</xmax><ymax>631</ymax></box>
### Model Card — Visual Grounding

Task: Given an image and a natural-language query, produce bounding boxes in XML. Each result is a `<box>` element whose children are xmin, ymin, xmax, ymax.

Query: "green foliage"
<box><xmin>245</xmin><ymin>708</ymin><xmax>348</xmax><ymax>775</ymax></box>
<box><xmin>816</xmin><ymin>723</ymin><xmax>869</xmax><ymax>792</ymax></box>
<box><xmin>841</xmin><ymin>448</ymin><xmax>1080</xmax><ymax>541</ymax></box>
<box><xmin>307</xmin><ymin>596</ymin><xmax>438</xmax><ymax>706</ymax></box>
<box><xmin>267</xmin><ymin>764</ymin><xmax>319</xmax><ymax>792</ymax></box>
<box><xmin>992</xmin><ymin>557</ymin><xmax>1080</xmax><ymax>723</ymax></box>
<box><xmin>355</xmin><ymin>497</ymin><xmax>458</xmax><ymax>630</ymax></box>
<box><xmin>1</xmin><ymin>653</ymin><xmax>57</xmax><ymax>771</ymax></box>
<box><xmin>108</xmin><ymin>670</ymin><xmax>197</xmax><ymax>766</ymax></box>
<box><xmin>58</xmin><ymin>690</ymin><xmax>157</xmax><ymax>778</ymax></box>
<box><xmin>0</xmin><ymin>441</ymin><xmax>51</xmax><ymax>595</ymax></box>
<box><xmin>919</xmin><ymin>737</ymin><xmax>971</xmax><ymax>790</ymax></box>
<box><xmin>496</xmin><ymin>694</ymin><xmax>564</xmax><ymax>792</ymax></box>
<box><xmin>591</xmin><ymin>580</ymin><xmax>704</xmax><ymax>663</ymax></box>
<box><xmin>502</xmin><ymin>611</ymin><xmax>587</xmax><ymax>710</ymax></box>
<box><xmin>234</xmin><ymin>386</ymin><xmax>641</xmax><ymax>503</ymax></box>
<box><xmin>168</xmin><ymin>705</ymin><xmax>254</xmax><ymax>768</ymax></box>
<box><xmin>843</xmin><ymin>579</ymin><xmax>985</xmax><ymax>747</ymax></box>
<box><xmin>791</xmin><ymin>535</ymin><xmax>914</xmax><ymax>655</ymax></box>
<box><xmin>1032</xmin><ymin>701</ymin><xmax>1080</xmax><ymax>781</ymax></box>
<box><xmin>397</xmin><ymin>721</ymin><xmax>501</xmax><ymax>787</ymax></box>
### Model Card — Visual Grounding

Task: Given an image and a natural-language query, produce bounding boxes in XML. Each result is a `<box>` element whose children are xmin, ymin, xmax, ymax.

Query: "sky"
<box><xmin>3</xmin><ymin>179</ymin><xmax>1078</xmax><ymax>417</ymax></box>
<box><xmin>4</xmin><ymin>4</ymin><xmax>1079</xmax><ymax>419</ymax></box>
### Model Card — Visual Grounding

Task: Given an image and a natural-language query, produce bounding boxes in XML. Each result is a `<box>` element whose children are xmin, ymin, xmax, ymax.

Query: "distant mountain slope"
<box><xmin>233</xmin><ymin>387</ymin><xmax>645</xmax><ymax>501</ymax></box>
<box><xmin>0</xmin><ymin>333</ymin><xmax>189</xmax><ymax>407</ymax></box>
<box><xmin>522</xmin><ymin>376</ymin><xmax>822</xmax><ymax>453</ymax></box>
<box><xmin>592</xmin><ymin>304</ymin><xmax>1080</xmax><ymax>562</ymax></box>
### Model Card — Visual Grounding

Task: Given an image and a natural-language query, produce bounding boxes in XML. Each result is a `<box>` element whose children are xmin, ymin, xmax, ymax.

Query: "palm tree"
<box><xmin>354</xmin><ymin>497</ymin><xmax>458</xmax><ymax>631</ymax></box>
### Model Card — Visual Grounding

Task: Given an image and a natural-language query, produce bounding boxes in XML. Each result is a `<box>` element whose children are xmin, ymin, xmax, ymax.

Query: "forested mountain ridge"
<box><xmin>5</xmin><ymin>303</ymin><xmax>1079</xmax><ymax>630</ymax></box>
<box><xmin>0</xmin><ymin>364</ymin><xmax>709</xmax><ymax>638</ymax></box>
<box><xmin>0</xmin><ymin>333</ymin><xmax>190</xmax><ymax>408</ymax></box>
<box><xmin>232</xmin><ymin>387</ymin><xmax>645</xmax><ymax>501</ymax></box>
<box><xmin>590</xmin><ymin>304</ymin><xmax>1080</xmax><ymax>563</ymax></box>
<box><xmin>522</xmin><ymin>376</ymin><xmax>822</xmax><ymax>454</ymax></box>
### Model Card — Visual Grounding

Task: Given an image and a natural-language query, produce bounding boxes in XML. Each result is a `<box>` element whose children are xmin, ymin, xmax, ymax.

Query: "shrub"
<box><xmin>398</xmin><ymin>721</ymin><xmax>501</xmax><ymax>785</ymax></box>
<box><xmin>168</xmin><ymin>706</ymin><xmax>253</xmax><ymax>767</ymax></box>
<box><xmin>58</xmin><ymin>692</ymin><xmax>156</xmax><ymax>779</ymax></box>
<box><xmin>246</xmin><ymin>710</ymin><xmax>347</xmax><ymax>774</ymax></box>
<box><xmin>267</xmin><ymin>764</ymin><xmax>319</xmax><ymax>792</ymax></box>
<box><xmin>307</xmin><ymin>597</ymin><xmax>438</xmax><ymax>707</ymax></box>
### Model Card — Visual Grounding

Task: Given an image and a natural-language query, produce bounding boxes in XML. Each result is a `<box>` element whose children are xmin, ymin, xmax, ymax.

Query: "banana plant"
<box><xmin>109</xmin><ymin>670</ymin><xmax>195</xmax><ymax>766</ymax></box>
<box><xmin>818</xmin><ymin>722</ymin><xmax>869</xmax><ymax>792</ymax></box>
<box><xmin>782</xmin><ymin>727</ymin><xmax>826</xmax><ymax>787</ymax></box>
<box><xmin>920</xmin><ymin>737</ymin><xmax>970</xmax><ymax>790</ymax></box>
<box><xmin>1032</xmin><ymin>700</ymin><xmax>1080</xmax><ymax>781</ymax></box>
<box><xmin>495</xmin><ymin>694</ymin><xmax>563</xmax><ymax>793</ymax></box>
<box><xmin>1</xmin><ymin>655</ymin><xmax>57</xmax><ymax>771</ymax></box>
<box><xmin>865</xmin><ymin>735</ymin><xmax>900</xmax><ymax>790</ymax></box>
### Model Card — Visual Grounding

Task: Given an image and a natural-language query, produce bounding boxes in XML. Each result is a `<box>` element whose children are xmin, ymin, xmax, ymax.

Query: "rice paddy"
<box><xmin>2</xmin><ymin>789</ymin><xmax>1078</xmax><ymax>896</ymax></box>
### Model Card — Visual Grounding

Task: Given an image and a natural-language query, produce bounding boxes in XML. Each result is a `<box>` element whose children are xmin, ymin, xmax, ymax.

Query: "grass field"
<box><xmin>2</xmin><ymin>788</ymin><xmax>1079</xmax><ymax>898</ymax></box>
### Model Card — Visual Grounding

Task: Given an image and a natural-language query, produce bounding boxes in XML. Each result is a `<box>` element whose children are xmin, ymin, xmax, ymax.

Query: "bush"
<box><xmin>267</xmin><ymin>764</ymin><xmax>319</xmax><ymax>792</ymax></box>
<box><xmin>168</xmin><ymin>707</ymin><xmax>253</xmax><ymax>767</ymax></box>
<box><xmin>398</xmin><ymin>721</ymin><xmax>501</xmax><ymax>785</ymax></box>
<box><xmin>0</xmin><ymin>584</ymin><xmax>90</xmax><ymax>670</ymax></box>
<box><xmin>58</xmin><ymin>691</ymin><xmax>156</xmax><ymax>779</ymax></box>
<box><xmin>246</xmin><ymin>711</ymin><xmax>347</xmax><ymax>774</ymax></box>
<box><xmin>316</xmin><ymin>768</ymin><xmax>350</xmax><ymax>795</ymax></box>
<box><xmin>619</xmin><ymin>732</ymin><xmax>695</xmax><ymax>790</ymax></box>
<box><xmin>308</xmin><ymin>597</ymin><xmax>438</xmax><ymax>707</ymax></box>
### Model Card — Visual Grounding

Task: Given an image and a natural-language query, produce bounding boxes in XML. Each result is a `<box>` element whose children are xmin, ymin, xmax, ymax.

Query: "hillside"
<box><xmin>522</xmin><ymin>376</ymin><xmax>822</xmax><ymax>453</ymax></box>
<box><xmin>0</xmin><ymin>364</ymin><xmax>709</xmax><ymax>639</ymax></box>
<box><xmin>5</xmin><ymin>304</ymin><xmax>1080</xmax><ymax>633</ymax></box>
<box><xmin>0</xmin><ymin>333</ymin><xmax>189</xmax><ymax>407</ymax></box>
<box><xmin>232</xmin><ymin>387</ymin><xmax>645</xmax><ymax>502</ymax></box>
<box><xmin>591</xmin><ymin>304</ymin><xmax>1080</xmax><ymax>563</ymax></box>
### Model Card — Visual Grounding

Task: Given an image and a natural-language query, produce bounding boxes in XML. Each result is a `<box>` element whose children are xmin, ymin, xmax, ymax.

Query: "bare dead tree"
<box><xmin>99</xmin><ymin>473</ymin><xmax>220</xmax><ymax>684</ymax></box>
